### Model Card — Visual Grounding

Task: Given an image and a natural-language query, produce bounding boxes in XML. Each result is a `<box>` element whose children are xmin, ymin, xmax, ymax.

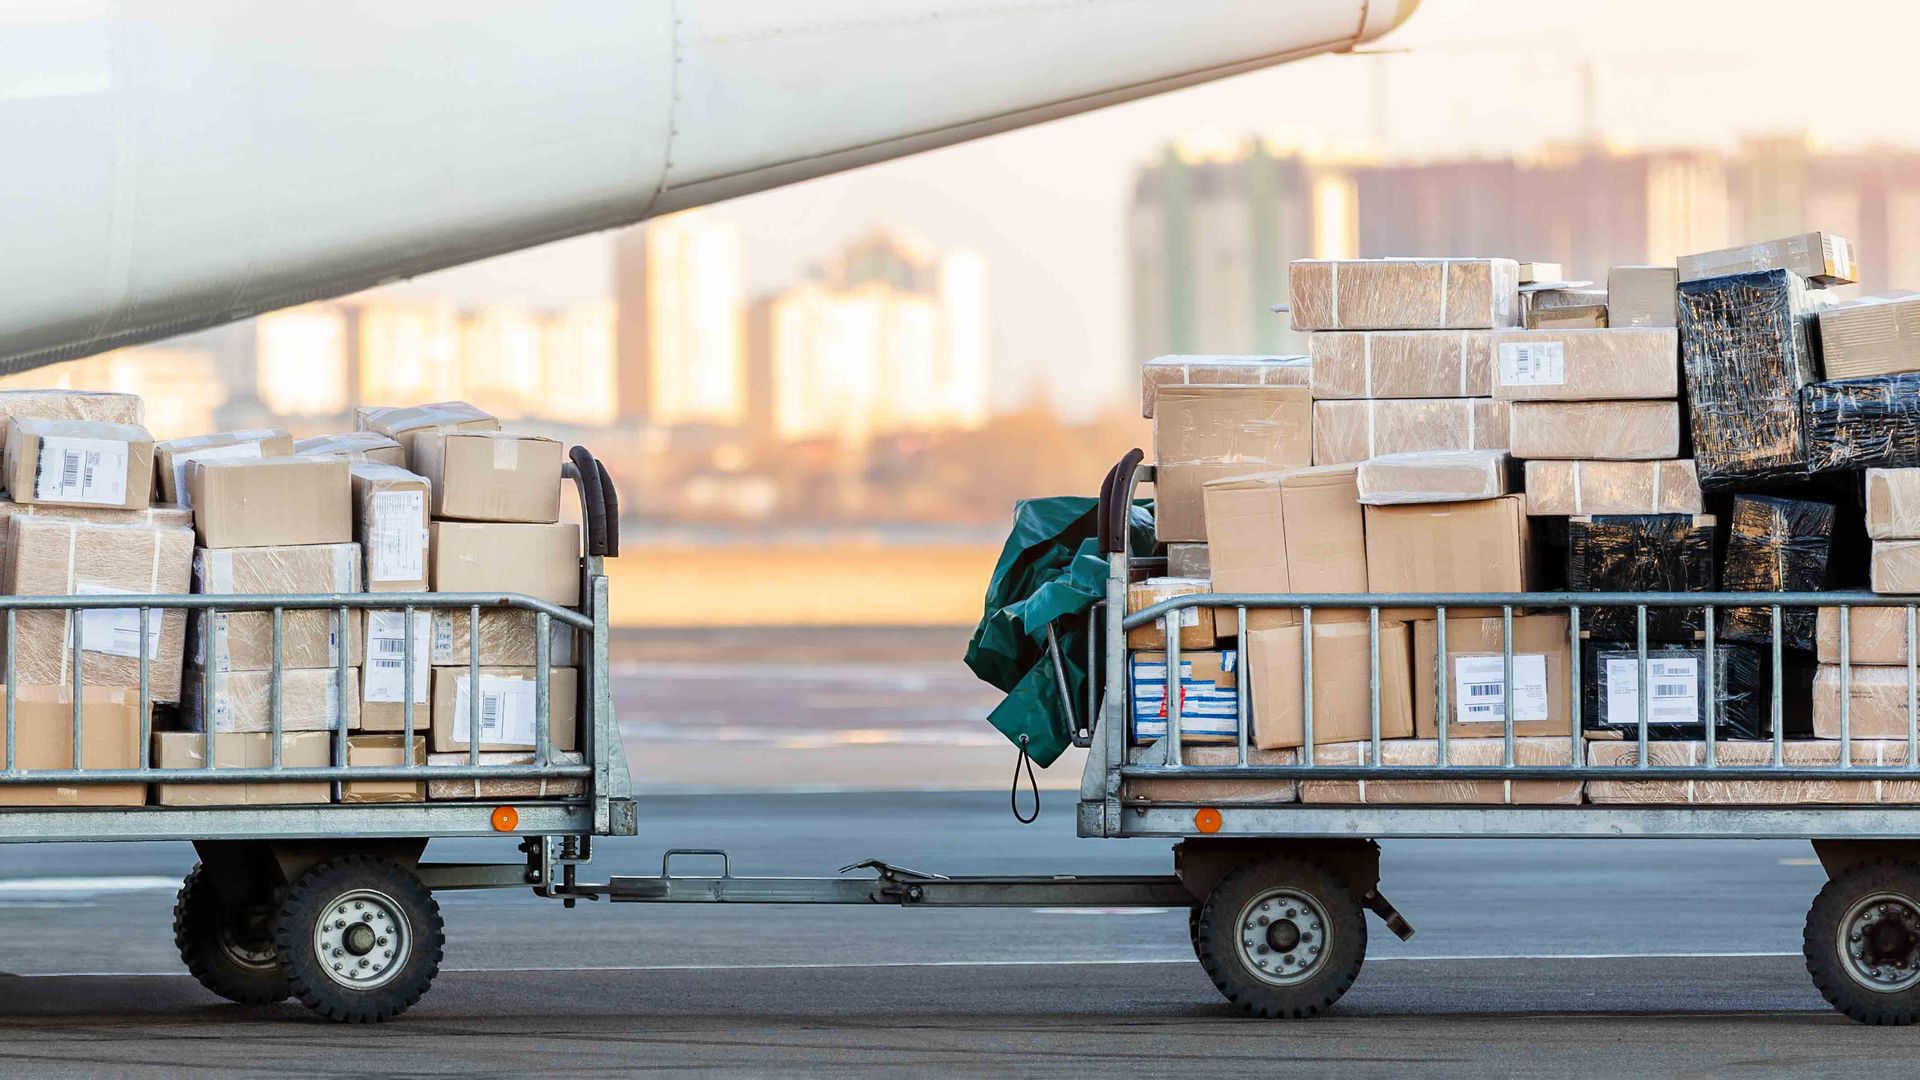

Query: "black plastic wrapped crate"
<box><xmin>1567</xmin><ymin>514</ymin><xmax>1718</xmax><ymax>641</ymax></box>
<box><xmin>1721</xmin><ymin>495</ymin><xmax>1835</xmax><ymax>652</ymax></box>
<box><xmin>1581</xmin><ymin>641</ymin><xmax>1767</xmax><ymax>741</ymax></box>
<box><xmin>1677</xmin><ymin>269</ymin><xmax>1824</xmax><ymax>489</ymax></box>
<box><xmin>1800</xmin><ymin>373</ymin><xmax>1920</xmax><ymax>474</ymax></box>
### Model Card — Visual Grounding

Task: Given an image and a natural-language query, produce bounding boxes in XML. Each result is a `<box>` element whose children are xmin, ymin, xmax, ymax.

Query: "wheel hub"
<box><xmin>1839</xmin><ymin>891</ymin><xmax>1920</xmax><ymax>993</ymax></box>
<box><xmin>1237</xmin><ymin>888</ymin><xmax>1328</xmax><ymax>987</ymax></box>
<box><xmin>313</xmin><ymin>888</ymin><xmax>409</xmax><ymax>991</ymax></box>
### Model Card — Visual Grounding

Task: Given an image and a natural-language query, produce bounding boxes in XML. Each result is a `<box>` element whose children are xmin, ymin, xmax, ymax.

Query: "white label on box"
<box><xmin>363</xmin><ymin>610</ymin><xmax>431</xmax><ymax>703</ymax></box>
<box><xmin>35</xmin><ymin>437</ymin><xmax>127</xmax><ymax>505</ymax></box>
<box><xmin>171</xmin><ymin>440</ymin><xmax>262</xmax><ymax>508</ymax></box>
<box><xmin>75</xmin><ymin>581</ymin><xmax>161</xmax><ymax>659</ymax></box>
<box><xmin>1498</xmin><ymin>341</ymin><xmax>1566</xmax><ymax>387</ymax></box>
<box><xmin>1604</xmin><ymin>657</ymin><xmax>1699</xmax><ymax>726</ymax></box>
<box><xmin>453</xmin><ymin>674</ymin><xmax>537</xmax><ymax>747</ymax></box>
<box><xmin>1454</xmin><ymin>654</ymin><xmax>1549</xmax><ymax>724</ymax></box>
<box><xmin>368</xmin><ymin>490</ymin><xmax>426</xmax><ymax>582</ymax></box>
<box><xmin>432</xmin><ymin>614</ymin><xmax>457</xmax><ymax>664</ymax></box>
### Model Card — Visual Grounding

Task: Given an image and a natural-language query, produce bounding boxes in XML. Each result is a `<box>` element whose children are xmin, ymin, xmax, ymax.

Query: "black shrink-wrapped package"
<box><xmin>1581</xmin><ymin>641</ymin><xmax>1767</xmax><ymax>741</ymax></box>
<box><xmin>1721</xmin><ymin>495</ymin><xmax>1835</xmax><ymax>651</ymax></box>
<box><xmin>1677</xmin><ymin>269</ymin><xmax>1825</xmax><ymax>489</ymax></box>
<box><xmin>1800</xmin><ymin>373</ymin><xmax>1920</xmax><ymax>474</ymax></box>
<box><xmin>1567</xmin><ymin>514</ymin><xmax>1718</xmax><ymax>641</ymax></box>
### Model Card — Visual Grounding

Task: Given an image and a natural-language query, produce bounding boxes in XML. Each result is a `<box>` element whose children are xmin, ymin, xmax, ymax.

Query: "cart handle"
<box><xmin>566</xmin><ymin>446</ymin><xmax>619</xmax><ymax>558</ymax></box>
<box><xmin>1097</xmin><ymin>448</ymin><xmax>1144</xmax><ymax>555</ymax></box>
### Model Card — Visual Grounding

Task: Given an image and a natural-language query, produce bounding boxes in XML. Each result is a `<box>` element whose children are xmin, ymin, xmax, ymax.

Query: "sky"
<box><xmin>376</xmin><ymin>0</ymin><xmax>1920</xmax><ymax>418</ymax></box>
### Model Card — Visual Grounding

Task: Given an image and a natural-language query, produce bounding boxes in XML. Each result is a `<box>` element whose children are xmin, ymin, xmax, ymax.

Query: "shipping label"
<box><xmin>35</xmin><ymin>437</ymin><xmax>127</xmax><ymax>505</ymax></box>
<box><xmin>364</xmin><ymin>610</ymin><xmax>431</xmax><ymax>703</ymax></box>
<box><xmin>453</xmin><ymin>674</ymin><xmax>539</xmax><ymax>747</ymax></box>
<box><xmin>1498</xmin><ymin>341</ymin><xmax>1566</xmax><ymax>387</ymax></box>
<box><xmin>1454</xmin><ymin>653</ymin><xmax>1550</xmax><ymax>724</ymax></box>
<box><xmin>1130</xmin><ymin>653</ymin><xmax>1239</xmax><ymax>739</ymax></box>
<box><xmin>171</xmin><ymin>440</ymin><xmax>262</xmax><ymax>508</ymax></box>
<box><xmin>368</xmin><ymin>490</ymin><xmax>427</xmax><ymax>583</ymax></box>
<box><xmin>75</xmin><ymin>581</ymin><xmax>162</xmax><ymax>660</ymax></box>
<box><xmin>1604</xmin><ymin>657</ymin><xmax>1700</xmax><ymax>726</ymax></box>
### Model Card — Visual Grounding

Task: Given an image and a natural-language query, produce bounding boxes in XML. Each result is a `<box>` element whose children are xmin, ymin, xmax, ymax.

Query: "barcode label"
<box><xmin>363</xmin><ymin>610</ymin><xmax>430</xmax><ymax>703</ymax></box>
<box><xmin>1604</xmin><ymin>657</ymin><xmax>1700</xmax><ymax>726</ymax></box>
<box><xmin>368</xmin><ymin>490</ymin><xmax>426</xmax><ymax>583</ymax></box>
<box><xmin>75</xmin><ymin>581</ymin><xmax>162</xmax><ymax>659</ymax></box>
<box><xmin>1498</xmin><ymin>341</ymin><xmax>1566</xmax><ymax>386</ymax></box>
<box><xmin>35</xmin><ymin>437</ymin><xmax>128</xmax><ymax>505</ymax></box>
<box><xmin>453</xmin><ymin>674</ymin><xmax>538</xmax><ymax>747</ymax></box>
<box><xmin>1452</xmin><ymin>654</ymin><xmax>1550</xmax><ymax>724</ymax></box>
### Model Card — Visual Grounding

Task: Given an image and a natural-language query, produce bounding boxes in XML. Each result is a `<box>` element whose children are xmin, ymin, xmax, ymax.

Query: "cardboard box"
<box><xmin>1873</xmin><ymin>540</ymin><xmax>1920</xmax><ymax>594</ymax></box>
<box><xmin>412</xmin><ymin>431</ymin><xmax>563</xmax><ymax>524</ymax></box>
<box><xmin>181</xmin><ymin>667</ymin><xmax>360</xmax><ymax>734</ymax></box>
<box><xmin>1607</xmin><ymin>266</ymin><xmax>1679</xmax><ymax>328</ymax></box>
<box><xmin>1518</xmin><ymin>262</ymin><xmax>1563</xmax><ymax>285</ymax></box>
<box><xmin>1248</xmin><ymin>621</ymin><xmax>1412</xmax><ymax>750</ymax></box>
<box><xmin>5</xmin><ymin>419</ymin><xmax>154</xmax><ymax>510</ymax></box>
<box><xmin>350</xmin><ymin>463</ymin><xmax>430</xmax><ymax>591</ymax></box>
<box><xmin>1818</xmin><ymin>607</ymin><xmax>1918</xmax><ymax>666</ymax></box>
<box><xmin>151</xmin><ymin>730</ymin><xmax>332</xmax><ymax>806</ymax></box>
<box><xmin>1153</xmin><ymin>463</ymin><xmax>1261</xmax><ymax>543</ymax></box>
<box><xmin>1311</xmin><ymin>398</ymin><xmax>1510</xmax><ymax>465</ymax></box>
<box><xmin>359</xmin><ymin>401</ymin><xmax>499</xmax><ymax>466</ymax></box>
<box><xmin>0</xmin><ymin>390</ymin><xmax>143</xmax><ymax>479</ymax></box>
<box><xmin>154</xmin><ymin>429</ymin><xmax>294</xmax><ymax>506</ymax></box>
<box><xmin>0</xmin><ymin>499</ymin><xmax>191</xmax><ymax>569</ymax></box>
<box><xmin>428</xmin><ymin>607</ymin><xmax>576</xmax><ymax>668</ymax></box>
<box><xmin>1526</xmin><ymin>304</ymin><xmax>1607</xmax><ymax>330</ymax></box>
<box><xmin>1508</xmin><ymin>400</ymin><xmax>1680</xmax><ymax>461</ymax></box>
<box><xmin>1</xmin><ymin>516</ymin><xmax>193</xmax><ymax>702</ymax></box>
<box><xmin>1356</xmin><ymin>451</ymin><xmax>1510</xmax><ymax>506</ymax></box>
<box><xmin>1307</xmin><ymin>330</ymin><xmax>1492</xmax><ymax>400</ymax></box>
<box><xmin>427</xmin><ymin>750</ymin><xmax>585</xmax><ymax>800</ymax></box>
<box><xmin>1303</xmin><ymin>738</ymin><xmax>1581</xmax><ymax>805</ymax></box>
<box><xmin>1818</xmin><ymin>294</ymin><xmax>1920</xmax><ymax>380</ymax></box>
<box><xmin>343</xmin><ymin>734</ymin><xmax>427</xmax><ymax>803</ymax></box>
<box><xmin>1413</xmin><ymin>614</ymin><xmax>1572</xmax><ymax>739</ymax></box>
<box><xmin>1126</xmin><ymin>577</ymin><xmax>1221</xmax><ymax>650</ymax></box>
<box><xmin>1141</xmin><ymin>356</ymin><xmax>1309</xmax><ymax>418</ymax></box>
<box><xmin>1363</xmin><ymin>496</ymin><xmax>1530</xmax><ymax>621</ymax></box>
<box><xmin>1679</xmin><ymin>269</ymin><xmax>1828</xmax><ymax>487</ymax></box>
<box><xmin>1202</xmin><ymin>466</ymin><xmax>1367</xmax><ymax>630</ymax></box>
<box><xmin>0</xmin><ymin>687</ymin><xmax>143</xmax><ymax>807</ymax></box>
<box><xmin>1677</xmin><ymin>231</ymin><xmax>1858</xmax><ymax>287</ymax></box>
<box><xmin>1490</xmin><ymin>328</ymin><xmax>1678</xmax><ymax>401</ymax></box>
<box><xmin>1522</xmin><ymin>460</ymin><xmax>1703</xmax><ymax>516</ymax></box>
<box><xmin>430</xmin><ymin>522</ymin><xmax>580</xmax><ymax>607</ymax></box>
<box><xmin>360</xmin><ymin>610</ymin><xmax>433</xmax><ymax>731</ymax></box>
<box><xmin>1152</xmin><ymin>386</ymin><xmax>1312</xmax><ymax>468</ymax></box>
<box><xmin>294</xmin><ymin>432</ymin><xmax>406</xmax><ymax>467</ymax></box>
<box><xmin>1568</xmin><ymin>515</ymin><xmax>1717</xmax><ymax>640</ymax></box>
<box><xmin>1585</xmin><ymin>740</ymin><xmax>1893</xmax><ymax>805</ymax></box>
<box><xmin>1128</xmin><ymin>650</ymin><xmax>1238</xmax><ymax>745</ymax></box>
<box><xmin>188</xmin><ymin>456</ymin><xmax>351</xmax><ymax>549</ymax></box>
<box><xmin>1166</xmin><ymin>543</ymin><xmax>1209</xmax><ymax>578</ymax></box>
<box><xmin>191</xmin><ymin>544</ymin><xmax>362</xmax><ymax>672</ymax></box>
<box><xmin>1120</xmin><ymin>744</ymin><xmax>1299</xmax><ymax>804</ymax></box>
<box><xmin>1867</xmin><ymin>468</ymin><xmax>1920</xmax><ymax>540</ymax></box>
<box><xmin>1527</xmin><ymin>286</ymin><xmax>1607</xmax><ymax>311</ymax></box>
<box><xmin>430</xmin><ymin>667</ymin><xmax>580</xmax><ymax>753</ymax></box>
<box><xmin>1288</xmin><ymin>258</ymin><xmax>1521</xmax><ymax>331</ymax></box>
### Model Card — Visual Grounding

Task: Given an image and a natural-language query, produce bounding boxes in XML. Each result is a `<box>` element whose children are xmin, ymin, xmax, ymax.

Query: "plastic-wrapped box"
<box><xmin>1873</xmin><ymin>541</ymin><xmax>1920</xmax><ymax>594</ymax></box>
<box><xmin>428</xmin><ymin>607</ymin><xmax>576</xmax><ymax>668</ymax></box>
<box><xmin>1584</xmin><ymin>740</ymin><xmax>1920</xmax><ymax>805</ymax></box>
<box><xmin>1508</xmin><ymin>400</ymin><xmax>1681</xmax><ymax>461</ymax></box>
<box><xmin>1581</xmin><ymin>641</ymin><xmax>1766</xmax><ymax>741</ymax></box>
<box><xmin>1141</xmin><ymin>356</ymin><xmax>1309</xmax><ymax>418</ymax></box>
<box><xmin>154</xmin><ymin>429</ymin><xmax>294</xmax><ymax>506</ymax></box>
<box><xmin>1812</xmin><ymin>665</ymin><xmax>1920</xmax><ymax>738</ymax></box>
<box><xmin>294</xmin><ymin>431</ymin><xmax>405</xmax><ymax>467</ymax></box>
<box><xmin>181</xmin><ymin>667</ymin><xmax>360</xmax><ymax>733</ymax></box>
<box><xmin>0</xmin><ymin>499</ymin><xmax>191</xmax><ymax>569</ymax></box>
<box><xmin>1678</xmin><ymin>269</ymin><xmax>1826</xmax><ymax>488</ymax></box>
<box><xmin>1608</xmin><ymin>266</ymin><xmax>1679</xmax><ymax>328</ymax></box>
<box><xmin>191</xmin><ymin>544</ymin><xmax>362</xmax><ymax>672</ymax></box>
<box><xmin>1288</xmin><ymin>258</ymin><xmax>1521</xmax><ymax>331</ymax></box>
<box><xmin>1490</xmin><ymin>328</ymin><xmax>1679</xmax><ymax>401</ymax></box>
<box><xmin>1311</xmin><ymin>398</ymin><xmax>1509</xmax><ymax>465</ymax></box>
<box><xmin>1867</xmin><ymin>468</ymin><xmax>1920</xmax><ymax>539</ymax></box>
<box><xmin>0</xmin><ymin>389</ymin><xmax>143</xmax><ymax>458</ymax></box>
<box><xmin>1567</xmin><ymin>514</ymin><xmax>1717</xmax><ymax>640</ymax></box>
<box><xmin>1526</xmin><ymin>304</ymin><xmax>1606</xmax><ymax>330</ymax></box>
<box><xmin>358</xmin><ymin>400</ymin><xmax>499</xmax><ymax>469</ymax></box>
<box><xmin>1677</xmin><ymin>231</ymin><xmax>1858</xmax><ymax>287</ymax></box>
<box><xmin>1</xmin><ymin>516</ymin><xmax>193</xmax><ymax>701</ymax></box>
<box><xmin>1303</xmin><ymin>738</ymin><xmax>1581</xmax><ymax>805</ymax></box>
<box><xmin>1800</xmin><ymin>374</ymin><xmax>1920</xmax><ymax>475</ymax></box>
<box><xmin>1355</xmin><ymin>450</ymin><xmax>1510</xmax><ymax>506</ymax></box>
<box><xmin>1166</xmin><ymin>543</ymin><xmax>1209</xmax><ymax>578</ymax></box>
<box><xmin>1817</xmin><ymin>606</ymin><xmax>1918</xmax><ymax>665</ymax></box>
<box><xmin>1721</xmin><ymin>496</ymin><xmax>1835</xmax><ymax>650</ymax></box>
<box><xmin>1307</xmin><ymin>330</ymin><xmax>1491</xmax><ymax>399</ymax></box>
<box><xmin>1817</xmin><ymin>294</ymin><xmax>1920</xmax><ymax>380</ymax></box>
<box><xmin>427</xmin><ymin>750</ymin><xmax>585</xmax><ymax>800</ymax></box>
<box><xmin>1522</xmin><ymin>460</ymin><xmax>1703</xmax><ymax>516</ymax></box>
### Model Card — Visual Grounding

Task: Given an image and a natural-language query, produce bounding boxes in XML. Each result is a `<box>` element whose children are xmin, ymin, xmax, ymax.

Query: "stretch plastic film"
<box><xmin>1566</xmin><ymin>514</ymin><xmax>1718</xmax><ymax>641</ymax></box>
<box><xmin>1522</xmin><ymin>460</ymin><xmax>1703</xmax><ymax>516</ymax></box>
<box><xmin>1721</xmin><ymin>495</ymin><xmax>1835</xmax><ymax>651</ymax></box>
<box><xmin>1800</xmin><ymin>373</ymin><xmax>1920</xmax><ymax>474</ymax></box>
<box><xmin>1677</xmin><ymin>269</ymin><xmax>1826</xmax><ymax>488</ymax></box>
<box><xmin>1307</xmin><ymin>330</ymin><xmax>1491</xmax><ymax>399</ymax></box>
<box><xmin>1580</xmin><ymin>641</ymin><xmax>1766</xmax><ymax>741</ymax></box>
<box><xmin>1288</xmin><ymin>258</ymin><xmax>1521</xmax><ymax>331</ymax></box>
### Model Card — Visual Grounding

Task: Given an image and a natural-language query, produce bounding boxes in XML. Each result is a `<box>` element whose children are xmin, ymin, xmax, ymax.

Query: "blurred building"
<box><xmin>613</xmin><ymin>210</ymin><xmax>745</xmax><ymax>426</ymax></box>
<box><xmin>1131</xmin><ymin>133</ymin><xmax>1920</xmax><ymax>360</ymax></box>
<box><xmin>0</xmin><ymin>345</ymin><xmax>226</xmax><ymax>439</ymax></box>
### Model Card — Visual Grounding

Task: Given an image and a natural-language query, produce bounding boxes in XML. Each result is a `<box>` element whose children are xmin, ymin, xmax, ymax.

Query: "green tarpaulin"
<box><xmin>965</xmin><ymin>496</ymin><xmax>1153</xmax><ymax>767</ymax></box>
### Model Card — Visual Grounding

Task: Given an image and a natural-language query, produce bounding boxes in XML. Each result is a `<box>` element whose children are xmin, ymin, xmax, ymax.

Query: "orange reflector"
<box><xmin>491</xmin><ymin>806</ymin><xmax>520</xmax><ymax>832</ymax></box>
<box><xmin>1194</xmin><ymin>807</ymin><xmax>1222</xmax><ymax>834</ymax></box>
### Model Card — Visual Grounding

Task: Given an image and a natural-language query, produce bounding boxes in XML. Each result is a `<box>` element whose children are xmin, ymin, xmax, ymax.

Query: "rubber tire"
<box><xmin>174</xmin><ymin>863</ymin><xmax>291</xmax><ymax>1005</ymax></box>
<box><xmin>273</xmin><ymin>855</ymin><xmax>444</xmax><ymax>1023</ymax></box>
<box><xmin>1195</xmin><ymin>857</ymin><xmax>1367</xmax><ymax>1018</ymax></box>
<box><xmin>1189</xmin><ymin>906</ymin><xmax>1202</xmax><ymax>960</ymax></box>
<box><xmin>1804</xmin><ymin>858</ymin><xmax>1920</xmax><ymax>1025</ymax></box>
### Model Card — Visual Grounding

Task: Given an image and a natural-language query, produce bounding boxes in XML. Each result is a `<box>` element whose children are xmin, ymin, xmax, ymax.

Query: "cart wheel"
<box><xmin>273</xmin><ymin>855</ymin><xmax>444</xmax><ymax>1023</ymax></box>
<box><xmin>174</xmin><ymin>863</ymin><xmax>290</xmax><ymax>1005</ymax></box>
<box><xmin>1189</xmin><ymin>906</ymin><xmax>1202</xmax><ymax>959</ymax></box>
<box><xmin>1804</xmin><ymin>858</ymin><xmax>1920</xmax><ymax>1025</ymax></box>
<box><xmin>1194</xmin><ymin>857</ymin><xmax>1366</xmax><ymax>1018</ymax></box>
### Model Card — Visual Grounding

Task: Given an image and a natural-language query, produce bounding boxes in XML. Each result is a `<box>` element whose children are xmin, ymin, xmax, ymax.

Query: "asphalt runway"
<box><xmin>1</xmin><ymin>791</ymin><xmax>1917</xmax><ymax>1076</ymax></box>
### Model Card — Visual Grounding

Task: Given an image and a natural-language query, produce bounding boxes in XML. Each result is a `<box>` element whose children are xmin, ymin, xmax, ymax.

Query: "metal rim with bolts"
<box><xmin>313</xmin><ymin>888</ymin><xmax>409</xmax><ymax>991</ymax></box>
<box><xmin>1236</xmin><ymin>887</ymin><xmax>1328</xmax><ymax>986</ymax></box>
<box><xmin>1838</xmin><ymin>890</ymin><xmax>1920</xmax><ymax>994</ymax></box>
